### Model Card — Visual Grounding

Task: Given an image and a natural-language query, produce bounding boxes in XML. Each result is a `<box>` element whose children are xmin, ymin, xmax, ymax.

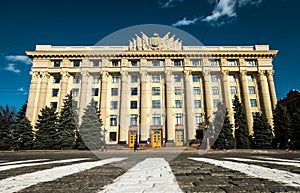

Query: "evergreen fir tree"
<box><xmin>57</xmin><ymin>93</ymin><xmax>76</xmax><ymax>149</ymax></box>
<box><xmin>11</xmin><ymin>102</ymin><xmax>33</xmax><ymax>150</ymax></box>
<box><xmin>253</xmin><ymin>112</ymin><xmax>273</xmax><ymax>149</ymax></box>
<box><xmin>0</xmin><ymin>105</ymin><xmax>16</xmax><ymax>150</ymax></box>
<box><xmin>12</xmin><ymin>117</ymin><xmax>33</xmax><ymax>150</ymax></box>
<box><xmin>78</xmin><ymin>99</ymin><xmax>103</xmax><ymax>150</ymax></box>
<box><xmin>273</xmin><ymin>103</ymin><xmax>291</xmax><ymax>148</ymax></box>
<box><xmin>34</xmin><ymin>106</ymin><xmax>59</xmax><ymax>150</ymax></box>
<box><xmin>291</xmin><ymin>108</ymin><xmax>300</xmax><ymax>149</ymax></box>
<box><xmin>233</xmin><ymin>95</ymin><xmax>250</xmax><ymax>149</ymax></box>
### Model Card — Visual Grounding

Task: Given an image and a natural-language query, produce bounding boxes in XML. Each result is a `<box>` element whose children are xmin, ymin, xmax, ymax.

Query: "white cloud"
<box><xmin>172</xmin><ymin>17</ymin><xmax>198</xmax><ymax>27</ymax></box>
<box><xmin>18</xmin><ymin>87</ymin><xmax>25</xmax><ymax>92</ymax></box>
<box><xmin>5</xmin><ymin>55</ymin><xmax>31</xmax><ymax>65</ymax></box>
<box><xmin>159</xmin><ymin>0</ymin><xmax>183</xmax><ymax>8</ymax></box>
<box><xmin>202</xmin><ymin>0</ymin><xmax>264</xmax><ymax>26</ymax></box>
<box><xmin>4</xmin><ymin>63</ymin><xmax>21</xmax><ymax>74</ymax></box>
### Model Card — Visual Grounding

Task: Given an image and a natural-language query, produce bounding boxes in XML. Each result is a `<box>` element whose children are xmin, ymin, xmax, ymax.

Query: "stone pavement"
<box><xmin>0</xmin><ymin>149</ymin><xmax>300</xmax><ymax>192</ymax></box>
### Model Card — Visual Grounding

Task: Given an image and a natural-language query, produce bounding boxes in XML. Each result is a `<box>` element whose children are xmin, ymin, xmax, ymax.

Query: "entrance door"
<box><xmin>151</xmin><ymin>130</ymin><xmax>161</xmax><ymax>148</ymax></box>
<box><xmin>175</xmin><ymin>130</ymin><xmax>184</xmax><ymax>146</ymax></box>
<box><xmin>128</xmin><ymin>131</ymin><xmax>137</xmax><ymax>148</ymax></box>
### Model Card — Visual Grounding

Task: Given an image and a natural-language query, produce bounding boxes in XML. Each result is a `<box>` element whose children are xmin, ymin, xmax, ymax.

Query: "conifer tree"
<box><xmin>233</xmin><ymin>95</ymin><xmax>250</xmax><ymax>149</ymax></box>
<box><xmin>273</xmin><ymin>103</ymin><xmax>291</xmax><ymax>148</ymax></box>
<box><xmin>11</xmin><ymin>102</ymin><xmax>33</xmax><ymax>150</ymax></box>
<box><xmin>78</xmin><ymin>99</ymin><xmax>103</xmax><ymax>150</ymax></box>
<box><xmin>34</xmin><ymin>106</ymin><xmax>59</xmax><ymax>149</ymax></box>
<box><xmin>0</xmin><ymin>105</ymin><xmax>16</xmax><ymax>150</ymax></box>
<box><xmin>253</xmin><ymin>112</ymin><xmax>273</xmax><ymax>149</ymax></box>
<box><xmin>291</xmin><ymin>108</ymin><xmax>300</xmax><ymax>149</ymax></box>
<box><xmin>214</xmin><ymin>105</ymin><xmax>235</xmax><ymax>149</ymax></box>
<box><xmin>57</xmin><ymin>93</ymin><xmax>76</xmax><ymax>149</ymax></box>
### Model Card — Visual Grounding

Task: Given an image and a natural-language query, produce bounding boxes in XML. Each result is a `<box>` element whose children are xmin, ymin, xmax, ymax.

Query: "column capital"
<box><xmin>82</xmin><ymin>70</ymin><xmax>90</xmax><ymax>78</ymax></box>
<box><xmin>203</xmin><ymin>70</ymin><xmax>210</xmax><ymax>76</ymax></box>
<box><xmin>140</xmin><ymin>70</ymin><xmax>148</xmax><ymax>77</ymax></box>
<box><xmin>240</xmin><ymin>70</ymin><xmax>247</xmax><ymax>75</ymax></box>
<box><xmin>101</xmin><ymin>71</ymin><xmax>109</xmax><ymax>80</ymax></box>
<box><xmin>221</xmin><ymin>70</ymin><xmax>229</xmax><ymax>76</ymax></box>
<box><xmin>120</xmin><ymin>70</ymin><xmax>128</xmax><ymax>77</ymax></box>
<box><xmin>267</xmin><ymin>70</ymin><xmax>274</xmax><ymax>76</ymax></box>
<box><xmin>40</xmin><ymin>71</ymin><xmax>50</xmax><ymax>80</ymax></box>
<box><xmin>165</xmin><ymin>70</ymin><xmax>172</xmax><ymax>76</ymax></box>
<box><xmin>184</xmin><ymin>69</ymin><xmax>191</xmax><ymax>76</ymax></box>
<box><xmin>60</xmin><ymin>71</ymin><xmax>70</xmax><ymax>79</ymax></box>
<box><xmin>30</xmin><ymin>71</ymin><xmax>40</xmax><ymax>80</ymax></box>
<box><xmin>258</xmin><ymin>70</ymin><xmax>266</xmax><ymax>75</ymax></box>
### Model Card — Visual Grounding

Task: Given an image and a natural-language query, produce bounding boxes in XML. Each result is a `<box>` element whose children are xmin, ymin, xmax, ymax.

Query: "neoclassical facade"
<box><xmin>25</xmin><ymin>33</ymin><xmax>278</xmax><ymax>147</ymax></box>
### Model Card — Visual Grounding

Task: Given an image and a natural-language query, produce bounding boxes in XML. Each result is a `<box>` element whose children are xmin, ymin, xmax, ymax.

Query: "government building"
<box><xmin>25</xmin><ymin>33</ymin><xmax>278</xmax><ymax>147</ymax></box>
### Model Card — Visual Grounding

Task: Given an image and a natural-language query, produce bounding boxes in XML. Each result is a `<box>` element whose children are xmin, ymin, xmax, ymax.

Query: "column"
<box><xmin>165</xmin><ymin>70</ymin><xmax>174</xmax><ymax>142</ymax></box>
<box><xmin>221</xmin><ymin>70</ymin><xmax>234</xmax><ymax>124</ymax></box>
<box><xmin>258</xmin><ymin>70</ymin><xmax>273</xmax><ymax>125</ymax></box>
<box><xmin>79</xmin><ymin>71</ymin><xmax>89</xmax><ymax>125</ymax></box>
<box><xmin>100</xmin><ymin>71</ymin><xmax>109</xmax><ymax>128</ymax></box>
<box><xmin>119</xmin><ymin>70</ymin><xmax>129</xmax><ymax>142</ymax></box>
<box><xmin>184</xmin><ymin>70</ymin><xmax>194</xmax><ymax>140</ymax></box>
<box><xmin>203</xmin><ymin>71</ymin><xmax>213</xmax><ymax>121</ymax></box>
<box><xmin>59</xmin><ymin>71</ymin><xmax>70</xmax><ymax>108</ymax></box>
<box><xmin>140</xmin><ymin>71</ymin><xmax>150</xmax><ymax>142</ymax></box>
<box><xmin>37</xmin><ymin>71</ymin><xmax>50</xmax><ymax>113</ymax></box>
<box><xmin>267</xmin><ymin>70</ymin><xmax>277</xmax><ymax>110</ymax></box>
<box><xmin>240</xmin><ymin>70</ymin><xmax>253</xmax><ymax>134</ymax></box>
<box><xmin>26</xmin><ymin>71</ymin><xmax>40</xmax><ymax>126</ymax></box>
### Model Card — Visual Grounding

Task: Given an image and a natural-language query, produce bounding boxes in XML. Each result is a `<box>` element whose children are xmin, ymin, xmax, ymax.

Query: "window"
<box><xmin>130</xmin><ymin>101</ymin><xmax>137</xmax><ymax>109</ymax></box>
<box><xmin>210</xmin><ymin>60</ymin><xmax>218</xmax><ymax>66</ymax></box>
<box><xmin>110</xmin><ymin>101</ymin><xmax>118</xmax><ymax>110</ymax></box>
<box><xmin>151</xmin><ymin>60</ymin><xmax>160</xmax><ymax>66</ymax></box>
<box><xmin>249</xmin><ymin>86</ymin><xmax>255</xmax><ymax>94</ymax></box>
<box><xmin>175</xmin><ymin>100</ymin><xmax>182</xmax><ymax>108</ymax></box>
<box><xmin>250</xmin><ymin>99</ymin><xmax>257</xmax><ymax>107</ymax></box>
<box><xmin>194</xmin><ymin>100</ymin><xmax>201</xmax><ymax>108</ymax></box>
<box><xmin>112</xmin><ymin>75</ymin><xmax>120</xmax><ymax>83</ymax></box>
<box><xmin>53</xmin><ymin>60</ymin><xmax>61</xmax><ymax>67</ymax></box>
<box><xmin>131</xmin><ymin>60</ymin><xmax>138</xmax><ymax>67</ymax></box>
<box><xmin>195</xmin><ymin>113</ymin><xmax>202</xmax><ymax>124</ymax></box>
<box><xmin>110</xmin><ymin>115</ymin><xmax>118</xmax><ymax>126</ymax></box>
<box><xmin>152</xmin><ymin>100</ymin><xmax>161</xmax><ymax>108</ymax></box>
<box><xmin>112</xmin><ymin>60</ymin><xmax>120</xmax><ymax>67</ymax></box>
<box><xmin>72</xmin><ymin>88</ymin><xmax>79</xmax><ymax>97</ymax></box>
<box><xmin>174</xmin><ymin>74</ymin><xmax>182</xmax><ymax>82</ymax></box>
<box><xmin>228</xmin><ymin>60</ymin><xmax>238</xmax><ymax>66</ymax></box>
<box><xmin>193</xmin><ymin>87</ymin><xmax>200</xmax><ymax>95</ymax></box>
<box><xmin>92</xmin><ymin>75</ymin><xmax>100</xmax><ymax>84</ymax></box>
<box><xmin>213</xmin><ymin>99</ymin><xmax>220</xmax><ymax>108</ymax></box>
<box><xmin>53</xmin><ymin>75</ymin><xmax>61</xmax><ymax>83</ymax></box>
<box><xmin>73</xmin><ymin>76</ymin><xmax>80</xmax><ymax>84</ymax></box>
<box><xmin>52</xmin><ymin>89</ymin><xmax>59</xmax><ymax>97</ymax></box>
<box><xmin>109</xmin><ymin>132</ymin><xmax>117</xmax><ymax>141</ymax></box>
<box><xmin>152</xmin><ymin>114</ymin><xmax>161</xmax><ymax>125</ymax></box>
<box><xmin>175</xmin><ymin>113</ymin><xmax>183</xmax><ymax>125</ymax></box>
<box><xmin>212</xmin><ymin>86</ymin><xmax>219</xmax><ymax>95</ymax></box>
<box><xmin>246</xmin><ymin>60</ymin><xmax>256</xmax><ymax>66</ymax></box>
<box><xmin>174</xmin><ymin>87</ymin><xmax>182</xmax><ymax>95</ymax></box>
<box><xmin>111</xmin><ymin>88</ymin><xmax>118</xmax><ymax>96</ymax></box>
<box><xmin>230</xmin><ymin>86</ymin><xmax>237</xmax><ymax>95</ymax></box>
<box><xmin>173</xmin><ymin>60</ymin><xmax>182</xmax><ymax>66</ymax></box>
<box><xmin>131</xmin><ymin>75</ymin><xmax>138</xmax><ymax>83</ymax></box>
<box><xmin>73</xmin><ymin>60</ymin><xmax>81</xmax><ymax>67</ymax></box>
<box><xmin>130</xmin><ymin>114</ymin><xmax>138</xmax><ymax>126</ymax></box>
<box><xmin>50</xmin><ymin>102</ymin><xmax>58</xmax><ymax>110</ymax></box>
<box><xmin>211</xmin><ymin>74</ymin><xmax>218</xmax><ymax>82</ymax></box>
<box><xmin>192</xmin><ymin>74</ymin><xmax>200</xmax><ymax>82</ymax></box>
<box><xmin>247</xmin><ymin>75</ymin><xmax>253</xmax><ymax>82</ymax></box>
<box><xmin>92</xmin><ymin>88</ymin><xmax>99</xmax><ymax>96</ymax></box>
<box><xmin>91</xmin><ymin>60</ymin><xmax>101</xmax><ymax>67</ymax></box>
<box><xmin>152</xmin><ymin>87</ymin><xmax>160</xmax><ymax>95</ymax></box>
<box><xmin>131</xmin><ymin>87</ymin><xmax>138</xmax><ymax>95</ymax></box>
<box><xmin>229</xmin><ymin>74</ymin><xmax>236</xmax><ymax>82</ymax></box>
<box><xmin>152</xmin><ymin>74</ymin><xmax>160</xmax><ymax>83</ymax></box>
<box><xmin>192</xmin><ymin>60</ymin><xmax>201</xmax><ymax>66</ymax></box>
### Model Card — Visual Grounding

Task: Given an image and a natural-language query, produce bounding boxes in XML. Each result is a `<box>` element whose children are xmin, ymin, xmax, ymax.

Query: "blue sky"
<box><xmin>0</xmin><ymin>0</ymin><xmax>299</xmax><ymax>110</ymax></box>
